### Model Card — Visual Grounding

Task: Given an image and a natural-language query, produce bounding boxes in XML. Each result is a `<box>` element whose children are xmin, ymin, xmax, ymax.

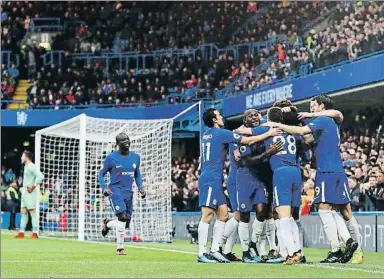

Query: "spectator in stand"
<box><xmin>4</xmin><ymin>168</ymin><xmax>16</xmax><ymax>184</ymax></box>
<box><xmin>1</xmin><ymin>176</ymin><xmax>8</xmax><ymax>212</ymax></box>
<box><xmin>349</xmin><ymin>176</ymin><xmax>361</xmax><ymax>212</ymax></box>
<box><xmin>6</xmin><ymin>182</ymin><xmax>20</xmax><ymax>230</ymax></box>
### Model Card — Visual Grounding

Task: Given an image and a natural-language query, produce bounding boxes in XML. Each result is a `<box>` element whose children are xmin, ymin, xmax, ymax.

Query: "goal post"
<box><xmin>35</xmin><ymin>103</ymin><xmax>200</xmax><ymax>242</ymax></box>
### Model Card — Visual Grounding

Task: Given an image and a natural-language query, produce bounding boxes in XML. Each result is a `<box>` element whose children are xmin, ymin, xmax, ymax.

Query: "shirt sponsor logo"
<box><xmin>203</xmin><ymin>134</ymin><xmax>213</xmax><ymax>140</ymax></box>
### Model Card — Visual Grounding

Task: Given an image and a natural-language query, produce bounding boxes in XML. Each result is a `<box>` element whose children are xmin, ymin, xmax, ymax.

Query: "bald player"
<box><xmin>99</xmin><ymin>133</ymin><xmax>146</xmax><ymax>255</ymax></box>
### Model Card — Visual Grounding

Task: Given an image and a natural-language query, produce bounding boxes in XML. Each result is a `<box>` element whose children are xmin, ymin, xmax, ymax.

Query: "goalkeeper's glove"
<box><xmin>139</xmin><ymin>189</ymin><xmax>146</xmax><ymax>199</ymax></box>
<box><xmin>103</xmin><ymin>188</ymin><xmax>113</xmax><ymax>197</ymax></box>
<box><xmin>27</xmin><ymin>185</ymin><xmax>36</xmax><ymax>193</ymax></box>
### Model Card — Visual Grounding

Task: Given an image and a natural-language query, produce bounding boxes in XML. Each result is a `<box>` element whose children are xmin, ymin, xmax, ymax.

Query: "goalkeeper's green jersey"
<box><xmin>22</xmin><ymin>162</ymin><xmax>44</xmax><ymax>190</ymax></box>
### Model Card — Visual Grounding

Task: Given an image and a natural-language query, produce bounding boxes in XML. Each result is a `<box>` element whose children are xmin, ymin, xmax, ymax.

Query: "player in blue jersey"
<box><xmin>298</xmin><ymin>100</ymin><xmax>364</xmax><ymax>264</ymax></box>
<box><xmin>263</xmin><ymin>95</ymin><xmax>360</xmax><ymax>264</ymax></box>
<box><xmin>219</xmin><ymin>143</ymin><xmax>242</xmax><ymax>262</ymax></box>
<box><xmin>197</xmin><ymin>108</ymin><xmax>281</xmax><ymax>264</ymax></box>
<box><xmin>264</xmin><ymin>107</ymin><xmax>308</xmax><ymax>264</ymax></box>
<box><xmin>273</xmin><ymin>101</ymin><xmax>311</xmax><ymax>263</ymax></box>
<box><xmin>234</xmin><ymin>109</ymin><xmax>283</xmax><ymax>263</ymax></box>
<box><xmin>236</xmin><ymin>107</ymin><xmax>307</xmax><ymax>264</ymax></box>
<box><xmin>98</xmin><ymin>133</ymin><xmax>146</xmax><ymax>255</ymax></box>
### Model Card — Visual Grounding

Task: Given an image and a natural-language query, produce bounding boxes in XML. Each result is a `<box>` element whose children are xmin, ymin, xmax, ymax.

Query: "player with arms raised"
<box><xmin>14</xmin><ymin>150</ymin><xmax>44</xmax><ymax>239</ymax></box>
<box><xmin>264</xmin><ymin>95</ymin><xmax>360</xmax><ymax>263</ymax></box>
<box><xmin>98</xmin><ymin>132</ymin><xmax>146</xmax><ymax>255</ymax></box>
<box><xmin>197</xmin><ymin>108</ymin><xmax>281</xmax><ymax>263</ymax></box>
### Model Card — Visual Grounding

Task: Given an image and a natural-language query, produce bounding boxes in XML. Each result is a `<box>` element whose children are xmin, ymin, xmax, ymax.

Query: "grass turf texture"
<box><xmin>2</xmin><ymin>231</ymin><xmax>384</xmax><ymax>278</ymax></box>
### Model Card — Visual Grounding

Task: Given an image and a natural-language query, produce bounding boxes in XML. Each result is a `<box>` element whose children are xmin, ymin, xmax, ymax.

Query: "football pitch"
<box><xmin>2</xmin><ymin>231</ymin><xmax>384</xmax><ymax>278</ymax></box>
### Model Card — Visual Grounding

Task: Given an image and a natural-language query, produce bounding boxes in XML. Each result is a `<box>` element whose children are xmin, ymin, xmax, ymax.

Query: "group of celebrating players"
<box><xmin>10</xmin><ymin>92</ymin><xmax>364</xmax><ymax>265</ymax></box>
<box><xmin>197</xmin><ymin>95</ymin><xmax>364</xmax><ymax>265</ymax></box>
<box><xmin>93</xmin><ymin>94</ymin><xmax>363</xmax><ymax>265</ymax></box>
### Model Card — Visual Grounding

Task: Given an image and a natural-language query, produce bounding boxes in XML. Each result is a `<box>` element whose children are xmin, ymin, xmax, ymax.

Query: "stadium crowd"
<box><xmin>1</xmin><ymin>1</ymin><xmax>383</xmax><ymax>108</ymax></box>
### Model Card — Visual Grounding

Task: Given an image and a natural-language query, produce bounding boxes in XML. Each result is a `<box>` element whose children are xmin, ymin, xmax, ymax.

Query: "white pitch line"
<box><xmin>3</xmin><ymin>233</ymin><xmax>384</xmax><ymax>275</ymax></box>
<box><xmin>2</xmin><ymin>260</ymin><xmax>187</xmax><ymax>265</ymax></box>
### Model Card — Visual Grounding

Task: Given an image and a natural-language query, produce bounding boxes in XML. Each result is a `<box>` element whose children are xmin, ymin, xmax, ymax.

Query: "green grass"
<box><xmin>2</xmin><ymin>231</ymin><xmax>384</xmax><ymax>278</ymax></box>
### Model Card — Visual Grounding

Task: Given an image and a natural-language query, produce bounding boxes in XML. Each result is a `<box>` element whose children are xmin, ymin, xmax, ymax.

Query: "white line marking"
<box><xmin>2</xmin><ymin>260</ymin><xmax>188</xmax><ymax>265</ymax></box>
<box><xmin>3</xmin><ymin>233</ymin><xmax>384</xmax><ymax>275</ymax></box>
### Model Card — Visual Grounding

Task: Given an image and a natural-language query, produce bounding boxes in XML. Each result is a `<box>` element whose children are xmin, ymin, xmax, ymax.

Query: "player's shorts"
<box><xmin>109</xmin><ymin>188</ymin><xmax>134</xmax><ymax>219</ymax></box>
<box><xmin>272</xmin><ymin>166</ymin><xmax>302</xmax><ymax>208</ymax></box>
<box><xmin>21</xmin><ymin>189</ymin><xmax>37</xmax><ymax>209</ymax></box>
<box><xmin>226</xmin><ymin>173</ymin><xmax>238</xmax><ymax>212</ymax></box>
<box><xmin>236</xmin><ymin>169</ymin><xmax>268</xmax><ymax>213</ymax></box>
<box><xmin>314</xmin><ymin>171</ymin><xmax>350</xmax><ymax>205</ymax></box>
<box><xmin>261</xmin><ymin>176</ymin><xmax>273</xmax><ymax>205</ymax></box>
<box><xmin>198</xmin><ymin>176</ymin><xmax>226</xmax><ymax>210</ymax></box>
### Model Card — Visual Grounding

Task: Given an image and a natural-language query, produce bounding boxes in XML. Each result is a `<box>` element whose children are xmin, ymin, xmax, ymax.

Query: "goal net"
<box><xmin>35</xmin><ymin>113</ymin><xmax>175</xmax><ymax>242</ymax></box>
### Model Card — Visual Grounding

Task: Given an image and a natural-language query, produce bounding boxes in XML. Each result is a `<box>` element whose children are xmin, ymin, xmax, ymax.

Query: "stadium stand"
<box><xmin>1</xmin><ymin>1</ymin><xmax>383</xmax><ymax>108</ymax></box>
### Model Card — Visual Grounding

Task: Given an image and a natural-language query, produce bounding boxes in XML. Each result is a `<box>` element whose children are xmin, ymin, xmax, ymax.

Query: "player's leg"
<box><xmin>115</xmin><ymin>211</ymin><xmax>128</xmax><ymax>255</ymax></box>
<box><xmin>28</xmin><ymin>209</ymin><xmax>39</xmax><ymax>239</ymax></box>
<box><xmin>222</xmin><ymin>211</ymin><xmax>241</xmax><ymax>261</ymax></box>
<box><xmin>339</xmin><ymin>204</ymin><xmax>361</xmax><ymax>263</ymax></box>
<box><xmin>14</xmin><ymin>207</ymin><xmax>28</xmax><ymax>238</ymax></box>
<box><xmin>221</xmin><ymin>180</ymin><xmax>240</xmax><ymax>261</ymax></box>
<box><xmin>198</xmin><ymin>206</ymin><xmax>216</xmax><ymax>263</ymax></box>
<box><xmin>238</xmin><ymin>211</ymin><xmax>259</xmax><ymax>263</ymax></box>
<box><xmin>315</xmin><ymin>173</ymin><xmax>344</xmax><ymax>263</ymax></box>
<box><xmin>210</xmin><ymin>203</ymin><xmax>230</xmax><ymax>263</ymax></box>
<box><xmin>292</xmin><ymin>208</ymin><xmax>306</xmax><ymax>263</ymax></box>
<box><xmin>250</xmin><ymin>202</ymin><xmax>266</xmax><ymax>262</ymax></box>
<box><xmin>337</xmin><ymin>173</ymin><xmax>362</xmax><ymax>264</ymax></box>
<box><xmin>197</xmin><ymin>180</ymin><xmax>225</xmax><ymax>263</ymax></box>
<box><xmin>334</xmin><ymin>175</ymin><xmax>363</xmax><ymax>263</ymax></box>
<box><xmin>273</xmin><ymin>169</ymin><xmax>297</xmax><ymax>265</ymax></box>
<box><xmin>109</xmin><ymin>191</ymin><xmax>129</xmax><ymax>255</ymax></box>
<box><xmin>275</xmin><ymin>217</ymin><xmax>288</xmax><ymax>258</ymax></box>
<box><xmin>290</xmin><ymin>170</ymin><xmax>305</xmax><ymax>263</ymax></box>
<box><xmin>237</xmin><ymin>180</ymin><xmax>259</xmax><ymax>263</ymax></box>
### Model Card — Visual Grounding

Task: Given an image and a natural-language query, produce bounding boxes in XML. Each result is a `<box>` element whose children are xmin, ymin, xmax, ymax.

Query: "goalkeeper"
<box><xmin>98</xmin><ymin>132</ymin><xmax>146</xmax><ymax>255</ymax></box>
<box><xmin>14</xmin><ymin>150</ymin><xmax>44</xmax><ymax>239</ymax></box>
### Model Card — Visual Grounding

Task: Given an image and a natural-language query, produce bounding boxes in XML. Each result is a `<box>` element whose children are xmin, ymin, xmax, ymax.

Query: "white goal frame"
<box><xmin>35</xmin><ymin>102</ymin><xmax>200</xmax><ymax>242</ymax></box>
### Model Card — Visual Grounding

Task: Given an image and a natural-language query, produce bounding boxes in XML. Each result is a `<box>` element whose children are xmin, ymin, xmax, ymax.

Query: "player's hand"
<box><xmin>139</xmin><ymin>189</ymin><xmax>146</xmax><ymax>199</ymax></box>
<box><xmin>234</xmin><ymin>126</ymin><xmax>251</xmax><ymax>135</ymax></box>
<box><xmin>103</xmin><ymin>188</ymin><xmax>113</xmax><ymax>197</ymax></box>
<box><xmin>233</xmin><ymin>149</ymin><xmax>241</xmax><ymax>161</ymax></box>
<box><xmin>262</xmin><ymin>121</ymin><xmax>279</xmax><ymax>128</ymax></box>
<box><xmin>267</xmin><ymin>127</ymin><xmax>282</xmax><ymax>137</ymax></box>
<box><xmin>268</xmin><ymin>141</ymin><xmax>284</xmax><ymax>155</ymax></box>
<box><xmin>27</xmin><ymin>185</ymin><xmax>36</xmax><ymax>193</ymax></box>
<box><xmin>297</xmin><ymin>112</ymin><xmax>313</xmax><ymax>120</ymax></box>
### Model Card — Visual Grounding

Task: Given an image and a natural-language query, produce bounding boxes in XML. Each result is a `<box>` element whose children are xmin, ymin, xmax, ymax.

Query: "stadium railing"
<box><xmin>28</xmin><ymin>17</ymin><xmax>63</xmax><ymax>32</ymax></box>
<box><xmin>1</xmin><ymin>51</ymin><xmax>20</xmax><ymax>69</ymax></box>
<box><xmin>39</xmin><ymin>37</ymin><xmax>294</xmax><ymax>75</ymax></box>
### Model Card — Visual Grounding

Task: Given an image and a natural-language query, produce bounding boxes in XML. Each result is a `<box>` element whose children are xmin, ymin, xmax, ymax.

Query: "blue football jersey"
<box><xmin>98</xmin><ymin>151</ymin><xmax>143</xmax><ymax>192</ymax></box>
<box><xmin>264</xmin><ymin>132</ymin><xmax>302</xmax><ymax>171</ymax></box>
<box><xmin>260</xmin><ymin>115</ymin><xmax>268</xmax><ymax>125</ymax></box>
<box><xmin>307</xmin><ymin>116</ymin><xmax>343</xmax><ymax>172</ymax></box>
<box><xmin>228</xmin><ymin>143</ymin><xmax>239</xmax><ymax>176</ymax></box>
<box><xmin>200</xmin><ymin>128</ymin><xmax>243</xmax><ymax>179</ymax></box>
